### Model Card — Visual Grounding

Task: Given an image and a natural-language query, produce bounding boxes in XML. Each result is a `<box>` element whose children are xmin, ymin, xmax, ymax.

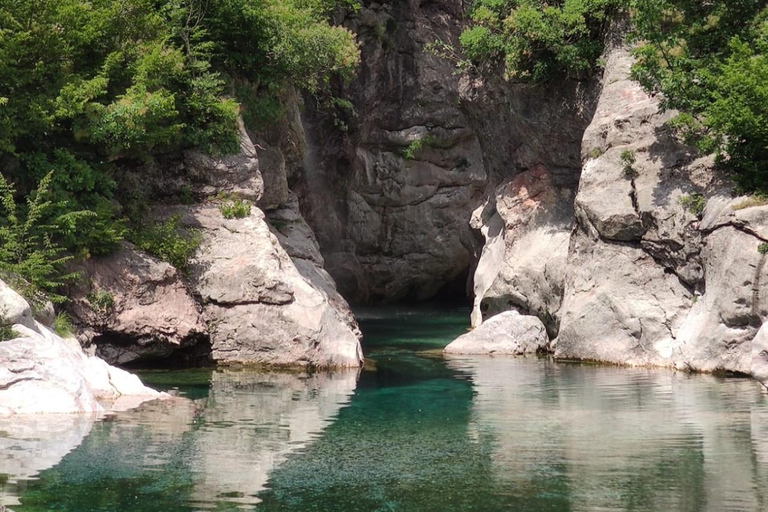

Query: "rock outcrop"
<box><xmin>67</xmin><ymin>242</ymin><xmax>206</xmax><ymax>366</ymax></box>
<box><xmin>68</xmin><ymin>114</ymin><xmax>363</xmax><ymax>369</ymax></box>
<box><xmin>296</xmin><ymin>0</ymin><xmax>488</xmax><ymax>304</ymax></box>
<box><xmin>0</xmin><ymin>279</ymin><xmax>163</xmax><ymax>415</ymax></box>
<box><xmin>444</xmin><ymin>311</ymin><xmax>548</xmax><ymax>356</ymax></box>
<box><xmin>553</xmin><ymin>44</ymin><xmax>768</xmax><ymax>373</ymax></box>
<box><xmin>176</xmin><ymin>203</ymin><xmax>363</xmax><ymax>368</ymax></box>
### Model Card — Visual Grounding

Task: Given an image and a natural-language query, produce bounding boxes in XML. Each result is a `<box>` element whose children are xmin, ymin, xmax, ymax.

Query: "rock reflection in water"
<box><xmin>445</xmin><ymin>356</ymin><xmax>768</xmax><ymax>512</ymax></box>
<box><xmin>0</xmin><ymin>415</ymin><xmax>96</xmax><ymax>509</ymax></box>
<box><xmin>5</xmin><ymin>369</ymin><xmax>357</xmax><ymax>512</ymax></box>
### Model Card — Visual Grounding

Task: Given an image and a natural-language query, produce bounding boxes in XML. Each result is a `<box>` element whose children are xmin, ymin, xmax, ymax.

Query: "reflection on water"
<box><xmin>0</xmin><ymin>415</ymin><xmax>96</xmax><ymax>508</ymax></box>
<box><xmin>5</xmin><ymin>370</ymin><xmax>357</xmax><ymax>511</ymax></box>
<box><xmin>445</xmin><ymin>356</ymin><xmax>768</xmax><ymax>512</ymax></box>
<box><xmin>2</xmin><ymin>307</ymin><xmax>768</xmax><ymax>512</ymax></box>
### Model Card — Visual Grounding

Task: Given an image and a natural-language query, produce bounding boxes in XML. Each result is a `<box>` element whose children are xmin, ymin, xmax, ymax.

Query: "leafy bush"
<box><xmin>620</xmin><ymin>149</ymin><xmax>637</xmax><ymax>178</ymax></box>
<box><xmin>0</xmin><ymin>172</ymin><xmax>84</xmax><ymax>304</ymax></box>
<box><xmin>54</xmin><ymin>312</ymin><xmax>74</xmax><ymax>338</ymax></box>
<box><xmin>459</xmin><ymin>0</ymin><xmax>626</xmax><ymax>81</ymax></box>
<box><xmin>678</xmin><ymin>193</ymin><xmax>707</xmax><ymax>217</ymax></box>
<box><xmin>402</xmin><ymin>135</ymin><xmax>438</xmax><ymax>160</ymax></box>
<box><xmin>219</xmin><ymin>198</ymin><xmax>252</xmax><ymax>219</ymax></box>
<box><xmin>0</xmin><ymin>0</ymin><xmax>360</xmax><ymax>259</ymax></box>
<box><xmin>0</xmin><ymin>323</ymin><xmax>16</xmax><ymax>342</ymax></box>
<box><xmin>631</xmin><ymin>0</ymin><xmax>768</xmax><ymax>193</ymax></box>
<box><xmin>87</xmin><ymin>290</ymin><xmax>115</xmax><ymax>314</ymax></box>
<box><xmin>759</xmin><ymin>243</ymin><xmax>768</xmax><ymax>255</ymax></box>
<box><xmin>130</xmin><ymin>215</ymin><xmax>202</xmax><ymax>271</ymax></box>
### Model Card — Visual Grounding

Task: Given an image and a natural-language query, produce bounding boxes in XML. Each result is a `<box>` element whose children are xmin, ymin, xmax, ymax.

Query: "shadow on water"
<box><xmin>2</xmin><ymin>304</ymin><xmax>768</xmax><ymax>512</ymax></box>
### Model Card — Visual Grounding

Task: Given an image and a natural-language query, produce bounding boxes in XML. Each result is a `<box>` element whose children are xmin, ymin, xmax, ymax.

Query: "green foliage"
<box><xmin>54</xmin><ymin>312</ymin><xmax>74</xmax><ymax>338</ymax></box>
<box><xmin>87</xmin><ymin>290</ymin><xmax>115</xmax><ymax>314</ymax></box>
<box><xmin>459</xmin><ymin>0</ymin><xmax>627</xmax><ymax>81</ymax></box>
<box><xmin>402</xmin><ymin>135</ymin><xmax>438</xmax><ymax>160</ymax></box>
<box><xmin>630</xmin><ymin>0</ymin><xmax>768</xmax><ymax>192</ymax></box>
<box><xmin>588</xmin><ymin>147</ymin><xmax>604</xmax><ymax>159</ymax></box>
<box><xmin>129</xmin><ymin>215</ymin><xmax>202</xmax><ymax>272</ymax></box>
<box><xmin>759</xmin><ymin>242</ymin><xmax>768</xmax><ymax>255</ymax></box>
<box><xmin>620</xmin><ymin>149</ymin><xmax>637</xmax><ymax>178</ymax></box>
<box><xmin>0</xmin><ymin>172</ymin><xmax>84</xmax><ymax>304</ymax></box>
<box><xmin>0</xmin><ymin>322</ymin><xmax>16</xmax><ymax>342</ymax></box>
<box><xmin>678</xmin><ymin>192</ymin><xmax>706</xmax><ymax>216</ymax></box>
<box><xmin>0</xmin><ymin>0</ymin><xmax>360</xmax><ymax>261</ymax></box>
<box><xmin>219</xmin><ymin>198</ymin><xmax>252</xmax><ymax>219</ymax></box>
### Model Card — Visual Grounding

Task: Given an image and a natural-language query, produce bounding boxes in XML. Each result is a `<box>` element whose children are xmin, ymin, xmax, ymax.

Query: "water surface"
<box><xmin>2</xmin><ymin>305</ymin><xmax>767</xmax><ymax>511</ymax></box>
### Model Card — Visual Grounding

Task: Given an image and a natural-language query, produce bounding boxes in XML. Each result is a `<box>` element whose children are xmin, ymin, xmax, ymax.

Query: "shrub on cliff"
<box><xmin>630</xmin><ymin>0</ymin><xmax>768</xmax><ymax>193</ymax></box>
<box><xmin>459</xmin><ymin>0</ymin><xmax>626</xmax><ymax>81</ymax></box>
<box><xmin>0</xmin><ymin>0</ymin><xmax>360</xmax><ymax>258</ymax></box>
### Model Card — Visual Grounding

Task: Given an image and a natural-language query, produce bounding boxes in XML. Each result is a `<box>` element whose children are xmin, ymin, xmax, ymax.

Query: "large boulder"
<box><xmin>183</xmin><ymin>116</ymin><xmax>264</xmax><ymax>202</ymax></box>
<box><xmin>444</xmin><ymin>311</ymin><xmax>548</xmax><ymax>356</ymax></box>
<box><xmin>67</xmin><ymin>242</ymin><xmax>207</xmax><ymax>366</ymax></box>
<box><xmin>0</xmin><ymin>279</ymin><xmax>163</xmax><ymax>415</ymax></box>
<box><xmin>752</xmin><ymin>323</ymin><xmax>768</xmax><ymax>389</ymax></box>
<box><xmin>555</xmin><ymin>43</ymin><xmax>768</xmax><ymax>374</ymax></box>
<box><xmin>174</xmin><ymin>204</ymin><xmax>363</xmax><ymax>368</ymax></box>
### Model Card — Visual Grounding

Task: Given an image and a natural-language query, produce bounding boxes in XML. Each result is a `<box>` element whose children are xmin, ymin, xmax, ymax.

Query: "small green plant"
<box><xmin>759</xmin><ymin>243</ymin><xmax>768</xmax><ymax>255</ymax></box>
<box><xmin>219</xmin><ymin>197</ymin><xmax>251</xmax><ymax>219</ymax></box>
<box><xmin>588</xmin><ymin>148</ymin><xmax>603</xmax><ymax>160</ymax></box>
<box><xmin>87</xmin><ymin>290</ymin><xmax>115</xmax><ymax>314</ymax></box>
<box><xmin>0</xmin><ymin>308</ymin><xmax>17</xmax><ymax>341</ymax></box>
<box><xmin>679</xmin><ymin>193</ymin><xmax>707</xmax><ymax>217</ymax></box>
<box><xmin>620</xmin><ymin>149</ymin><xmax>637</xmax><ymax>179</ymax></box>
<box><xmin>53</xmin><ymin>312</ymin><xmax>74</xmax><ymax>337</ymax></box>
<box><xmin>130</xmin><ymin>215</ymin><xmax>202</xmax><ymax>271</ymax></box>
<box><xmin>402</xmin><ymin>134</ymin><xmax>438</xmax><ymax>160</ymax></box>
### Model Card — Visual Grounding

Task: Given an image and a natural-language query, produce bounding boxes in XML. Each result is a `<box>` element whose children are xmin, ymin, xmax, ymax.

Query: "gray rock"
<box><xmin>0</xmin><ymin>278</ymin><xmax>164</xmax><ymax>415</ymax></box>
<box><xmin>444</xmin><ymin>311</ymin><xmax>548</xmax><ymax>356</ymax></box>
<box><xmin>752</xmin><ymin>323</ymin><xmax>768</xmax><ymax>389</ymax></box>
<box><xmin>184</xmin><ymin>116</ymin><xmax>264</xmax><ymax>202</ymax></box>
<box><xmin>555</xmin><ymin>43</ymin><xmax>768</xmax><ymax>375</ymax></box>
<box><xmin>296</xmin><ymin>0</ymin><xmax>488</xmax><ymax>303</ymax></box>
<box><xmin>177</xmin><ymin>205</ymin><xmax>363</xmax><ymax>368</ymax></box>
<box><xmin>470</xmin><ymin>165</ymin><xmax>575</xmax><ymax>335</ymax></box>
<box><xmin>67</xmin><ymin>242</ymin><xmax>207</xmax><ymax>366</ymax></box>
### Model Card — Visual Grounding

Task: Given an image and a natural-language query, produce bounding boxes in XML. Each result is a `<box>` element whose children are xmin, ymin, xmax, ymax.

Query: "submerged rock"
<box><xmin>0</xmin><ymin>279</ymin><xmax>163</xmax><ymax>415</ymax></box>
<box><xmin>444</xmin><ymin>311</ymin><xmax>548</xmax><ymax>356</ymax></box>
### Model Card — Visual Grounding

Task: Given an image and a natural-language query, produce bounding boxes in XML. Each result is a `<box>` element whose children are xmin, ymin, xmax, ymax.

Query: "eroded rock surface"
<box><xmin>297</xmin><ymin>0</ymin><xmax>487</xmax><ymax>304</ymax></box>
<box><xmin>444</xmin><ymin>311</ymin><xmax>548</xmax><ymax>356</ymax></box>
<box><xmin>176</xmin><ymin>205</ymin><xmax>363</xmax><ymax>368</ymax></box>
<box><xmin>67</xmin><ymin>242</ymin><xmax>207</xmax><ymax>366</ymax></box>
<box><xmin>0</xmin><ymin>279</ymin><xmax>163</xmax><ymax>415</ymax></box>
<box><xmin>554</xmin><ymin>44</ymin><xmax>768</xmax><ymax>373</ymax></box>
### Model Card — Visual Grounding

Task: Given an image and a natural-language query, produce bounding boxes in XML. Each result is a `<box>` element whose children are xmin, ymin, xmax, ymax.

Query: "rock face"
<box><xmin>176</xmin><ymin>204</ymin><xmax>363</xmax><ymax>368</ymax></box>
<box><xmin>67</xmin><ymin>114</ymin><xmax>363</xmax><ymax>369</ymax></box>
<box><xmin>296</xmin><ymin>0</ymin><xmax>488</xmax><ymax>304</ymax></box>
<box><xmin>67</xmin><ymin>242</ymin><xmax>207</xmax><ymax>366</ymax></box>
<box><xmin>0</xmin><ymin>279</ymin><xmax>163</xmax><ymax>415</ymax></box>
<box><xmin>444</xmin><ymin>311</ymin><xmax>548</xmax><ymax>356</ymax></box>
<box><xmin>553</xmin><ymin>44</ymin><xmax>768</xmax><ymax>373</ymax></box>
<box><xmin>468</xmin><ymin>166</ymin><xmax>575</xmax><ymax>334</ymax></box>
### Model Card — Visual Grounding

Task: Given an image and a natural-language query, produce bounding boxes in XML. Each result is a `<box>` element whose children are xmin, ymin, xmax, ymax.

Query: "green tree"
<box><xmin>459</xmin><ymin>0</ymin><xmax>626</xmax><ymax>81</ymax></box>
<box><xmin>630</xmin><ymin>0</ymin><xmax>768</xmax><ymax>192</ymax></box>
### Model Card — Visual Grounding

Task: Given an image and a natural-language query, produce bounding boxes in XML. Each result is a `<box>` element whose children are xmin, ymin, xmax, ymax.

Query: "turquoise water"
<box><xmin>2</xmin><ymin>305</ymin><xmax>768</xmax><ymax>511</ymax></box>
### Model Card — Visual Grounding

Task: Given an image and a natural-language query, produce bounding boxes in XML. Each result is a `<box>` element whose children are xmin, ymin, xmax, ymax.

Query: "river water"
<box><xmin>2</xmin><ymin>306</ymin><xmax>768</xmax><ymax>511</ymax></box>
